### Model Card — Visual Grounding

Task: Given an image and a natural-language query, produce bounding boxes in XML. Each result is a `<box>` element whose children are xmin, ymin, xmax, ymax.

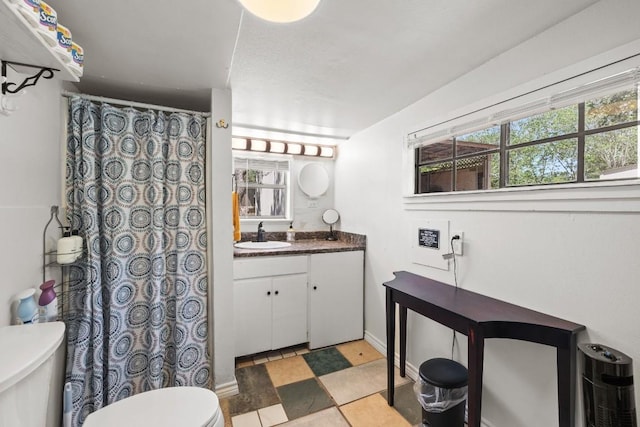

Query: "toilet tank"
<box><xmin>0</xmin><ymin>322</ymin><xmax>66</xmax><ymax>427</ymax></box>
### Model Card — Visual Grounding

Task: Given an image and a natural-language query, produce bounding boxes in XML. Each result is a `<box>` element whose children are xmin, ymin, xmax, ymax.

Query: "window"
<box><xmin>233</xmin><ymin>156</ymin><xmax>290</xmax><ymax>219</ymax></box>
<box><xmin>415</xmin><ymin>87</ymin><xmax>639</xmax><ymax>193</ymax></box>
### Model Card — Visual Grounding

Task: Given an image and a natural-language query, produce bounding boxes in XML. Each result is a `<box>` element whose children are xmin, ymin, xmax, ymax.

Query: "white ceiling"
<box><xmin>50</xmin><ymin>0</ymin><xmax>599</xmax><ymax>140</ymax></box>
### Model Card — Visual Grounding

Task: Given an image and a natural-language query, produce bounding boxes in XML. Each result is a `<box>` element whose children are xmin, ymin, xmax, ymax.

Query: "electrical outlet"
<box><xmin>307</xmin><ymin>200</ymin><xmax>318</xmax><ymax>208</ymax></box>
<box><xmin>451</xmin><ymin>231</ymin><xmax>464</xmax><ymax>255</ymax></box>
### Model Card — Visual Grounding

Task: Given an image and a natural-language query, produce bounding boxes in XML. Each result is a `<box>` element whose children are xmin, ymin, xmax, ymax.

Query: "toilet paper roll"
<box><xmin>70</xmin><ymin>234</ymin><xmax>83</xmax><ymax>253</ymax></box>
<box><xmin>57</xmin><ymin>237</ymin><xmax>82</xmax><ymax>264</ymax></box>
<box><xmin>56</xmin><ymin>23</ymin><xmax>73</xmax><ymax>63</ymax></box>
<box><xmin>12</xmin><ymin>0</ymin><xmax>41</xmax><ymax>28</ymax></box>
<box><xmin>70</xmin><ymin>42</ymin><xmax>84</xmax><ymax>77</ymax></box>
<box><xmin>37</xmin><ymin>1</ymin><xmax>58</xmax><ymax>47</ymax></box>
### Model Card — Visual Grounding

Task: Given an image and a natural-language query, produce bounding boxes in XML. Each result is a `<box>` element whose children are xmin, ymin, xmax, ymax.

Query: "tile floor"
<box><xmin>220</xmin><ymin>340</ymin><xmax>424</xmax><ymax>427</ymax></box>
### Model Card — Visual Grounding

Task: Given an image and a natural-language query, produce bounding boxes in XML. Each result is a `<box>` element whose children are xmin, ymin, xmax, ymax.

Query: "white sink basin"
<box><xmin>234</xmin><ymin>241</ymin><xmax>292</xmax><ymax>249</ymax></box>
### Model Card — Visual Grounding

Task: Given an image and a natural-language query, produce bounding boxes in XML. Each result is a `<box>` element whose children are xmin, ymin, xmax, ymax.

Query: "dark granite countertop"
<box><xmin>233</xmin><ymin>231</ymin><xmax>366</xmax><ymax>258</ymax></box>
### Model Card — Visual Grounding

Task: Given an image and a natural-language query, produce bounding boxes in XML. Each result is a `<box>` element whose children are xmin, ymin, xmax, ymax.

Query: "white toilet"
<box><xmin>0</xmin><ymin>322</ymin><xmax>66</xmax><ymax>427</ymax></box>
<box><xmin>0</xmin><ymin>321</ymin><xmax>223</xmax><ymax>427</ymax></box>
<box><xmin>84</xmin><ymin>386</ymin><xmax>225</xmax><ymax>427</ymax></box>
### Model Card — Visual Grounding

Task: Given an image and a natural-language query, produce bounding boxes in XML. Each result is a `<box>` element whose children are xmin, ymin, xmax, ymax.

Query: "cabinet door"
<box><xmin>271</xmin><ymin>274</ymin><xmax>308</xmax><ymax>350</ymax></box>
<box><xmin>234</xmin><ymin>277</ymin><xmax>272</xmax><ymax>357</ymax></box>
<box><xmin>308</xmin><ymin>251</ymin><xmax>364</xmax><ymax>349</ymax></box>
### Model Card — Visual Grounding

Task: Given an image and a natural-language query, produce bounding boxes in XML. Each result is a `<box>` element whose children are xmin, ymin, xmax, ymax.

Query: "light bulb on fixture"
<box><xmin>238</xmin><ymin>0</ymin><xmax>321</xmax><ymax>23</ymax></box>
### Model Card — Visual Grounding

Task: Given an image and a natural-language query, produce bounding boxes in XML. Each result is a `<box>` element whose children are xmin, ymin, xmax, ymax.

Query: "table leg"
<box><xmin>399</xmin><ymin>306</ymin><xmax>407</xmax><ymax>377</ymax></box>
<box><xmin>467</xmin><ymin>326</ymin><xmax>485</xmax><ymax>427</ymax></box>
<box><xmin>386</xmin><ymin>288</ymin><xmax>395</xmax><ymax>406</ymax></box>
<box><xmin>557</xmin><ymin>334</ymin><xmax>577</xmax><ymax>427</ymax></box>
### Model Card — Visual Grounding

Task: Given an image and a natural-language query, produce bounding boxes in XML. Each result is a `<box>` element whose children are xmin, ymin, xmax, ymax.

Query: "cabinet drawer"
<box><xmin>233</xmin><ymin>255</ymin><xmax>308</xmax><ymax>279</ymax></box>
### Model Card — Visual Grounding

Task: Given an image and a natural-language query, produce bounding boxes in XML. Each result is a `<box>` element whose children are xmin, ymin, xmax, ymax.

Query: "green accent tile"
<box><xmin>277</xmin><ymin>378</ymin><xmax>334</xmax><ymax>420</ymax></box>
<box><xmin>380</xmin><ymin>382</ymin><xmax>423</xmax><ymax>426</ymax></box>
<box><xmin>229</xmin><ymin>364</ymin><xmax>280</xmax><ymax>416</ymax></box>
<box><xmin>302</xmin><ymin>347</ymin><xmax>352</xmax><ymax>377</ymax></box>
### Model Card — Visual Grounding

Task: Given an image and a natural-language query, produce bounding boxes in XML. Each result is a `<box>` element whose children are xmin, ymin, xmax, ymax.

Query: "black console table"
<box><xmin>384</xmin><ymin>271</ymin><xmax>585</xmax><ymax>427</ymax></box>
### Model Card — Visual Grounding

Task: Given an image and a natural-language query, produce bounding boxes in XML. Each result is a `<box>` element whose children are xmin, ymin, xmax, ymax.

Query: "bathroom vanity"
<box><xmin>233</xmin><ymin>234</ymin><xmax>364</xmax><ymax>357</ymax></box>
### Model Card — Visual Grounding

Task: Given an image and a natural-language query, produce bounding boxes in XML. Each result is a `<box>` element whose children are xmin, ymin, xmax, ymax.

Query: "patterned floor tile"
<box><xmin>266</xmin><ymin>355</ymin><xmax>315</xmax><ymax>387</ymax></box>
<box><xmin>253</xmin><ymin>353</ymin><xmax>269</xmax><ymax>364</ymax></box>
<box><xmin>302</xmin><ymin>347</ymin><xmax>352</xmax><ymax>377</ymax></box>
<box><xmin>258</xmin><ymin>404</ymin><xmax>288</xmax><ymax>427</ymax></box>
<box><xmin>231</xmin><ymin>411</ymin><xmax>262</xmax><ymax>427</ymax></box>
<box><xmin>278</xmin><ymin>407</ymin><xmax>350</xmax><ymax>427</ymax></box>
<box><xmin>236</xmin><ymin>357</ymin><xmax>254</xmax><ymax>369</ymax></box>
<box><xmin>337</xmin><ymin>340</ymin><xmax>384</xmax><ymax>366</ymax></box>
<box><xmin>380</xmin><ymin>382</ymin><xmax>422</xmax><ymax>426</ymax></box>
<box><xmin>318</xmin><ymin>358</ymin><xmax>411</xmax><ymax>405</ymax></box>
<box><xmin>267</xmin><ymin>350</ymin><xmax>283</xmax><ymax>361</ymax></box>
<box><xmin>229</xmin><ymin>342</ymin><xmax>421</xmax><ymax>427</ymax></box>
<box><xmin>277</xmin><ymin>378</ymin><xmax>334</xmax><ymax>420</ymax></box>
<box><xmin>281</xmin><ymin>348</ymin><xmax>297</xmax><ymax>358</ymax></box>
<box><xmin>229</xmin><ymin>364</ymin><xmax>280</xmax><ymax>416</ymax></box>
<box><xmin>340</xmin><ymin>393</ymin><xmax>411</xmax><ymax>427</ymax></box>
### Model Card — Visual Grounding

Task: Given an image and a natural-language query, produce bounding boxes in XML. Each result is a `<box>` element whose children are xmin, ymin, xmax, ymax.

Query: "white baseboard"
<box><xmin>364</xmin><ymin>330</ymin><xmax>495</xmax><ymax>427</ymax></box>
<box><xmin>215</xmin><ymin>379</ymin><xmax>239</xmax><ymax>398</ymax></box>
<box><xmin>365</xmin><ymin>330</ymin><xmax>419</xmax><ymax>381</ymax></box>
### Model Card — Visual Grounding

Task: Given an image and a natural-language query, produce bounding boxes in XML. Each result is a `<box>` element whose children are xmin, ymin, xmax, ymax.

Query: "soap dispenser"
<box><xmin>286</xmin><ymin>222</ymin><xmax>296</xmax><ymax>242</ymax></box>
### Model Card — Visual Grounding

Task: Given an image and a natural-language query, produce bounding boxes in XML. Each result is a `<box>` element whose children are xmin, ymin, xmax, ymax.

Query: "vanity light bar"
<box><xmin>232</xmin><ymin>137</ymin><xmax>335</xmax><ymax>158</ymax></box>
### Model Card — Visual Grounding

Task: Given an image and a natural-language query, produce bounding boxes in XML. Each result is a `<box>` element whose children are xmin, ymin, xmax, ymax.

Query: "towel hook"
<box><xmin>216</xmin><ymin>119</ymin><xmax>229</xmax><ymax>129</ymax></box>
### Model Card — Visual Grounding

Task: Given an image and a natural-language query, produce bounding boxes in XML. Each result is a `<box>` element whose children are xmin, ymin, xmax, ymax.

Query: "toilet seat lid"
<box><xmin>84</xmin><ymin>386</ymin><xmax>220</xmax><ymax>427</ymax></box>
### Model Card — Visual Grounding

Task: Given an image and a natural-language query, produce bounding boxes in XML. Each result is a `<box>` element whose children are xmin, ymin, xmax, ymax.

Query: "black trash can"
<box><xmin>414</xmin><ymin>358</ymin><xmax>468</xmax><ymax>427</ymax></box>
<box><xmin>579</xmin><ymin>343</ymin><xmax>637</xmax><ymax>427</ymax></box>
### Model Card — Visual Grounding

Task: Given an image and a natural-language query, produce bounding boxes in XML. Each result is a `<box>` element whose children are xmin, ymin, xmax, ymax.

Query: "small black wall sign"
<box><xmin>418</xmin><ymin>228</ymin><xmax>440</xmax><ymax>249</ymax></box>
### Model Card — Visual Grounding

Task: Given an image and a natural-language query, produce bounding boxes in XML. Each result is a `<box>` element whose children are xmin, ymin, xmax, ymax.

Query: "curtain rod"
<box><xmin>61</xmin><ymin>91</ymin><xmax>211</xmax><ymax>117</ymax></box>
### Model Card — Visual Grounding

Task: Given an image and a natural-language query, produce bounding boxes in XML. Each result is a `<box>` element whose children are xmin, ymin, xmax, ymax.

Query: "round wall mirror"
<box><xmin>322</xmin><ymin>209</ymin><xmax>340</xmax><ymax>241</ymax></box>
<box><xmin>298</xmin><ymin>163</ymin><xmax>329</xmax><ymax>198</ymax></box>
<box><xmin>322</xmin><ymin>209</ymin><xmax>339</xmax><ymax>225</ymax></box>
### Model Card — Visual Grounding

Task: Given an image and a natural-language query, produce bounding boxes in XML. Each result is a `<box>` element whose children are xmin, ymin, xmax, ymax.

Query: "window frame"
<box><xmin>233</xmin><ymin>152</ymin><xmax>293</xmax><ymax>222</ymax></box>
<box><xmin>414</xmin><ymin>88</ymin><xmax>639</xmax><ymax>193</ymax></box>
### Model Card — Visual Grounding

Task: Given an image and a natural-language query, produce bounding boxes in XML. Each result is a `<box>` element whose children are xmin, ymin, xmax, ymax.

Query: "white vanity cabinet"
<box><xmin>233</xmin><ymin>250</ymin><xmax>365</xmax><ymax>356</ymax></box>
<box><xmin>233</xmin><ymin>256</ymin><xmax>308</xmax><ymax>357</ymax></box>
<box><xmin>307</xmin><ymin>251</ymin><xmax>364</xmax><ymax>349</ymax></box>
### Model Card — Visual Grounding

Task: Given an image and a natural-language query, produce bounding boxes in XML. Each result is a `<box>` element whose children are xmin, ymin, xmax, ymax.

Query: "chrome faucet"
<box><xmin>257</xmin><ymin>222</ymin><xmax>266</xmax><ymax>242</ymax></box>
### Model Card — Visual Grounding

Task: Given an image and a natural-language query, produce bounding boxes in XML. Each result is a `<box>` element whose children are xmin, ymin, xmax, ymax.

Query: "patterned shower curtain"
<box><xmin>64</xmin><ymin>97</ymin><xmax>210</xmax><ymax>426</ymax></box>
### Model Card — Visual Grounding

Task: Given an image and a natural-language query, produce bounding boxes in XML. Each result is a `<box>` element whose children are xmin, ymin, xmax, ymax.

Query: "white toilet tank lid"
<box><xmin>0</xmin><ymin>322</ymin><xmax>65</xmax><ymax>393</ymax></box>
<box><xmin>84</xmin><ymin>387</ymin><xmax>220</xmax><ymax>427</ymax></box>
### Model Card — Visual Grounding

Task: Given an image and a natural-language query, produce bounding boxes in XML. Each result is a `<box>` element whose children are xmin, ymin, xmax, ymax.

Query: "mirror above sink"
<box><xmin>298</xmin><ymin>162</ymin><xmax>330</xmax><ymax>198</ymax></box>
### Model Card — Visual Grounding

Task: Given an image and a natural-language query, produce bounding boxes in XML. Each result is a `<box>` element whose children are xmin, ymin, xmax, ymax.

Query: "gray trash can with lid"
<box><xmin>414</xmin><ymin>358</ymin><xmax>468</xmax><ymax>427</ymax></box>
<box><xmin>579</xmin><ymin>343</ymin><xmax>637</xmax><ymax>427</ymax></box>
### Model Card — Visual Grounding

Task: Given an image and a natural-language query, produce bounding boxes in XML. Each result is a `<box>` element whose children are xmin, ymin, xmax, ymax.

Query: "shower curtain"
<box><xmin>64</xmin><ymin>97</ymin><xmax>210</xmax><ymax>426</ymax></box>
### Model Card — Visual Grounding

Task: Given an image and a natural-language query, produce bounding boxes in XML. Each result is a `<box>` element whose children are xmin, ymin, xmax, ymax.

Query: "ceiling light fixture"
<box><xmin>238</xmin><ymin>0</ymin><xmax>321</xmax><ymax>23</ymax></box>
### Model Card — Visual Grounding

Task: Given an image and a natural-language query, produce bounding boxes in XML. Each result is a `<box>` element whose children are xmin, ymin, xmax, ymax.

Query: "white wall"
<box><xmin>335</xmin><ymin>2</ymin><xmax>640</xmax><ymax>427</ymax></box>
<box><xmin>0</xmin><ymin>71</ymin><xmax>64</xmax><ymax>327</ymax></box>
